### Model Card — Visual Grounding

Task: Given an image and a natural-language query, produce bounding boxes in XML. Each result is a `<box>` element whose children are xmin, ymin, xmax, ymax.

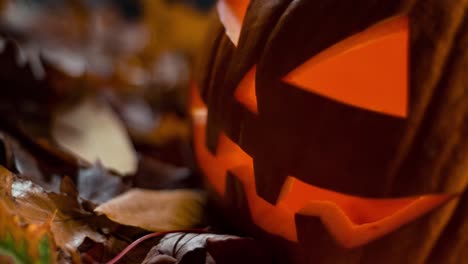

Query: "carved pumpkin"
<box><xmin>190</xmin><ymin>0</ymin><xmax>468</xmax><ymax>263</ymax></box>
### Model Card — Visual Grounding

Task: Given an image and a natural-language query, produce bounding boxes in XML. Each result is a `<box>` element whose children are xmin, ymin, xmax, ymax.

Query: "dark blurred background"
<box><xmin>0</xmin><ymin>0</ymin><xmax>218</xmax><ymax>177</ymax></box>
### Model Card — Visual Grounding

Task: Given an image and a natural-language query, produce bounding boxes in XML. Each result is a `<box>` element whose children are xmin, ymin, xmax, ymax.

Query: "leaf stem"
<box><xmin>105</xmin><ymin>228</ymin><xmax>207</xmax><ymax>264</ymax></box>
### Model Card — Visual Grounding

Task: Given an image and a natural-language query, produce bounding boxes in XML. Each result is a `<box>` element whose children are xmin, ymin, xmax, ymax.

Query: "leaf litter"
<box><xmin>0</xmin><ymin>1</ymin><xmax>273</xmax><ymax>263</ymax></box>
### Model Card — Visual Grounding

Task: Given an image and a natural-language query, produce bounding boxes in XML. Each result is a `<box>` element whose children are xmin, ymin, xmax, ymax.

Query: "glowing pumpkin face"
<box><xmin>191</xmin><ymin>0</ymin><xmax>468</xmax><ymax>263</ymax></box>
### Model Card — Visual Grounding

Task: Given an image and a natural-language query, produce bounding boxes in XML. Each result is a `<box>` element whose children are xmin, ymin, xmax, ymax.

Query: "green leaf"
<box><xmin>0</xmin><ymin>201</ymin><xmax>55</xmax><ymax>264</ymax></box>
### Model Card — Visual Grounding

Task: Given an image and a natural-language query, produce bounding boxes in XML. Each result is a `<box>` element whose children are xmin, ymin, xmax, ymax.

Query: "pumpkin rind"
<box><xmin>192</xmin><ymin>0</ymin><xmax>468</xmax><ymax>263</ymax></box>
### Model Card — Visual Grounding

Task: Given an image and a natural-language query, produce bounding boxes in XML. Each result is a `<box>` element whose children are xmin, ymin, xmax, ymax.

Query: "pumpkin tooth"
<box><xmin>252</xmin><ymin>159</ymin><xmax>289</xmax><ymax>204</ymax></box>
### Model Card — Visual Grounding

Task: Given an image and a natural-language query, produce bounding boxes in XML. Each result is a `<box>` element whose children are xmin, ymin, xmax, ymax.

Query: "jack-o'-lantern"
<box><xmin>190</xmin><ymin>0</ymin><xmax>468</xmax><ymax>263</ymax></box>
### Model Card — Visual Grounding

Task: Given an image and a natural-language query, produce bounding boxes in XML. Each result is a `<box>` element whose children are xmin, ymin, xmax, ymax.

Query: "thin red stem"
<box><xmin>105</xmin><ymin>228</ymin><xmax>207</xmax><ymax>264</ymax></box>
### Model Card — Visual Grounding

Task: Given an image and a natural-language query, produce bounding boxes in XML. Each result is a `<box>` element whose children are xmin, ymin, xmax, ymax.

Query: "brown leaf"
<box><xmin>142</xmin><ymin>233</ymin><xmax>272</xmax><ymax>264</ymax></box>
<box><xmin>52</xmin><ymin>98</ymin><xmax>138</xmax><ymax>175</ymax></box>
<box><xmin>95</xmin><ymin>188</ymin><xmax>206</xmax><ymax>231</ymax></box>
<box><xmin>0</xmin><ymin>166</ymin><xmax>108</xmax><ymax>256</ymax></box>
<box><xmin>0</xmin><ymin>199</ymin><xmax>56</xmax><ymax>263</ymax></box>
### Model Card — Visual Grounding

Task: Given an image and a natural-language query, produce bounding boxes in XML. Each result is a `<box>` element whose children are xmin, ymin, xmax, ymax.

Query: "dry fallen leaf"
<box><xmin>52</xmin><ymin>98</ymin><xmax>138</xmax><ymax>175</ymax></box>
<box><xmin>0</xmin><ymin>166</ymin><xmax>108</xmax><ymax>257</ymax></box>
<box><xmin>95</xmin><ymin>188</ymin><xmax>206</xmax><ymax>231</ymax></box>
<box><xmin>142</xmin><ymin>233</ymin><xmax>272</xmax><ymax>264</ymax></box>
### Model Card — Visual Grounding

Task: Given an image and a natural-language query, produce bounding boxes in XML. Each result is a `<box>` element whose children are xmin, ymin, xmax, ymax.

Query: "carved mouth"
<box><xmin>190</xmin><ymin>83</ymin><xmax>451</xmax><ymax>248</ymax></box>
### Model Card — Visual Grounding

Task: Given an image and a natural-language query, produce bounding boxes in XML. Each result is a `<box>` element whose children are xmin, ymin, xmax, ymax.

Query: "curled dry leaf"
<box><xmin>95</xmin><ymin>188</ymin><xmax>206</xmax><ymax>231</ymax></box>
<box><xmin>0</xmin><ymin>166</ymin><xmax>108</xmax><ymax>256</ymax></box>
<box><xmin>142</xmin><ymin>233</ymin><xmax>272</xmax><ymax>264</ymax></box>
<box><xmin>52</xmin><ymin>98</ymin><xmax>138</xmax><ymax>175</ymax></box>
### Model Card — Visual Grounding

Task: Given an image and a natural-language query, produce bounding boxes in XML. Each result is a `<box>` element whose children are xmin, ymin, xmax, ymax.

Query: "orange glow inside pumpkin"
<box><xmin>217</xmin><ymin>0</ymin><xmax>251</xmax><ymax>45</ymax></box>
<box><xmin>234</xmin><ymin>65</ymin><xmax>258</xmax><ymax>114</ymax></box>
<box><xmin>190</xmin><ymin>83</ymin><xmax>450</xmax><ymax>248</ymax></box>
<box><xmin>224</xmin><ymin>0</ymin><xmax>250</xmax><ymax>23</ymax></box>
<box><xmin>283</xmin><ymin>16</ymin><xmax>408</xmax><ymax>118</ymax></box>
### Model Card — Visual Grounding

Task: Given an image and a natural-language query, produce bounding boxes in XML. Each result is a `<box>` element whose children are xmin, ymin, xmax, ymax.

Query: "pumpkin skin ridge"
<box><xmin>198</xmin><ymin>23</ymin><xmax>225</xmax><ymax>105</ymax></box>
<box><xmin>202</xmin><ymin>0</ymin><xmax>296</xmax><ymax>196</ymax></box>
<box><xmin>380</xmin><ymin>0</ymin><xmax>468</xmax><ymax>198</ymax></box>
<box><xmin>204</xmin><ymin>33</ymin><xmax>236</xmax><ymax>154</ymax></box>
<box><xmin>397</xmin><ymin>13</ymin><xmax>468</xmax><ymax>263</ymax></box>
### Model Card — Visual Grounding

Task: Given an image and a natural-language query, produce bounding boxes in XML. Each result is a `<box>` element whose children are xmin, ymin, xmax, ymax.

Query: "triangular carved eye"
<box><xmin>217</xmin><ymin>0</ymin><xmax>251</xmax><ymax>46</ymax></box>
<box><xmin>283</xmin><ymin>16</ymin><xmax>409</xmax><ymax>118</ymax></box>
